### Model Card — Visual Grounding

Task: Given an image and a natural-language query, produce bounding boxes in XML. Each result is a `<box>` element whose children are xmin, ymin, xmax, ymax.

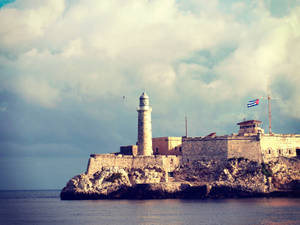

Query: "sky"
<box><xmin>0</xmin><ymin>0</ymin><xmax>300</xmax><ymax>190</ymax></box>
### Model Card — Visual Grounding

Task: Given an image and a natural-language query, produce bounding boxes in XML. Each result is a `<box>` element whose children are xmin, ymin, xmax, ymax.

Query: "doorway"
<box><xmin>296</xmin><ymin>148</ymin><xmax>300</xmax><ymax>157</ymax></box>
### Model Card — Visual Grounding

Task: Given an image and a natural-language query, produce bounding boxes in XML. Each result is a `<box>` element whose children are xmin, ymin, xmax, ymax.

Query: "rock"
<box><xmin>61</xmin><ymin>157</ymin><xmax>300</xmax><ymax>200</ymax></box>
<box><xmin>60</xmin><ymin>167</ymin><xmax>131</xmax><ymax>200</ymax></box>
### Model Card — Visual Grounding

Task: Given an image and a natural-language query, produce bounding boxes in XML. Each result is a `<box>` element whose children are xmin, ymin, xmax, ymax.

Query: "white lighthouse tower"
<box><xmin>137</xmin><ymin>92</ymin><xmax>153</xmax><ymax>156</ymax></box>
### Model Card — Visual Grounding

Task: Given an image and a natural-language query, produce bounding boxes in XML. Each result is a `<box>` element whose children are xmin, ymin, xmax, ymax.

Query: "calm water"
<box><xmin>0</xmin><ymin>190</ymin><xmax>300</xmax><ymax>225</ymax></box>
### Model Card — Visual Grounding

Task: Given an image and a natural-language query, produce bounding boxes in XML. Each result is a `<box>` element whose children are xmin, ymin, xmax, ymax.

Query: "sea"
<box><xmin>0</xmin><ymin>190</ymin><xmax>300</xmax><ymax>225</ymax></box>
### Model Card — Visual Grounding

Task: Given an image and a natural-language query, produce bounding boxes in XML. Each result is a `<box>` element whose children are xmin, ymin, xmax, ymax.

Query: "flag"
<box><xmin>247</xmin><ymin>99</ymin><xmax>259</xmax><ymax>108</ymax></box>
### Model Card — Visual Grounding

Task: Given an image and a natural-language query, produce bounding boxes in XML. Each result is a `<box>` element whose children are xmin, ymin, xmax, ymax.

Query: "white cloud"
<box><xmin>15</xmin><ymin>77</ymin><xmax>60</xmax><ymax>108</ymax></box>
<box><xmin>140</xmin><ymin>63</ymin><xmax>176</xmax><ymax>88</ymax></box>
<box><xmin>214</xmin><ymin>6</ymin><xmax>300</xmax><ymax>102</ymax></box>
<box><xmin>231</xmin><ymin>2</ymin><xmax>246</xmax><ymax>13</ymax></box>
<box><xmin>0</xmin><ymin>0</ymin><xmax>65</xmax><ymax>52</ymax></box>
<box><xmin>0</xmin><ymin>0</ymin><xmax>299</xmax><ymax>123</ymax></box>
<box><xmin>62</xmin><ymin>39</ymin><xmax>83</xmax><ymax>58</ymax></box>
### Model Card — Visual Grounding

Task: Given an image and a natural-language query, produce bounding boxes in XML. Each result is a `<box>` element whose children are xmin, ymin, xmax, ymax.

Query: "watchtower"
<box><xmin>237</xmin><ymin>120</ymin><xmax>264</xmax><ymax>135</ymax></box>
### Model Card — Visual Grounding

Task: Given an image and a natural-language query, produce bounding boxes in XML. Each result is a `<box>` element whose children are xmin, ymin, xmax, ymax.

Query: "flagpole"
<box><xmin>252</xmin><ymin>94</ymin><xmax>278</xmax><ymax>135</ymax></box>
<box><xmin>185</xmin><ymin>114</ymin><xmax>188</xmax><ymax>137</ymax></box>
<box><xmin>268</xmin><ymin>95</ymin><xmax>272</xmax><ymax>134</ymax></box>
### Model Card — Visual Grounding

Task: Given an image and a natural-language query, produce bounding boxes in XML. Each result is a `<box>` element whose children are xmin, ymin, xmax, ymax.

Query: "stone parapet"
<box><xmin>262</xmin><ymin>134</ymin><xmax>300</xmax><ymax>138</ymax></box>
<box><xmin>86</xmin><ymin>154</ymin><xmax>181</xmax><ymax>176</ymax></box>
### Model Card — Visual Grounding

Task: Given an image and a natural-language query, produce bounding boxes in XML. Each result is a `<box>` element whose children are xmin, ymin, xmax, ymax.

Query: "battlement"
<box><xmin>87</xmin><ymin>153</ymin><xmax>182</xmax><ymax>176</ymax></box>
<box><xmin>262</xmin><ymin>134</ymin><xmax>300</xmax><ymax>138</ymax></box>
<box><xmin>183</xmin><ymin>135</ymin><xmax>258</xmax><ymax>141</ymax></box>
<box><xmin>181</xmin><ymin>131</ymin><xmax>300</xmax><ymax>164</ymax></box>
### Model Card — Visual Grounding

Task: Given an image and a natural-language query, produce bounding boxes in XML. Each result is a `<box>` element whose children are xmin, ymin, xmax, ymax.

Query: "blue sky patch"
<box><xmin>179</xmin><ymin>47</ymin><xmax>236</xmax><ymax>69</ymax></box>
<box><xmin>0</xmin><ymin>0</ymin><xmax>15</xmax><ymax>8</ymax></box>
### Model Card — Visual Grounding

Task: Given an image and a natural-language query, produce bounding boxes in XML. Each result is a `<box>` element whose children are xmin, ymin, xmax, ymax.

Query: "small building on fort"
<box><xmin>152</xmin><ymin>137</ymin><xmax>182</xmax><ymax>155</ymax></box>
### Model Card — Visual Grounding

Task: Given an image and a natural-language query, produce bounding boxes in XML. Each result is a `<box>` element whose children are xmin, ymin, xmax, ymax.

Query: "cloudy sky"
<box><xmin>0</xmin><ymin>0</ymin><xmax>299</xmax><ymax>189</ymax></box>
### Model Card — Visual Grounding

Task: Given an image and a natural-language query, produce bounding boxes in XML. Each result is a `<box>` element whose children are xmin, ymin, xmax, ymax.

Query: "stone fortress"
<box><xmin>87</xmin><ymin>92</ymin><xmax>300</xmax><ymax>180</ymax></box>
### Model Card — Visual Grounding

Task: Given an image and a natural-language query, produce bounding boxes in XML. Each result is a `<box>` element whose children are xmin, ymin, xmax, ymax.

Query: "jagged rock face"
<box><xmin>61</xmin><ymin>167</ymin><xmax>131</xmax><ymax>198</ymax></box>
<box><xmin>216</xmin><ymin>158</ymin><xmax>266</xmax><ymax>193</ymax></box>
<box><xmin>268</xmin><ymin>157</ymin><xmax>300</xmax><ymax>191</ymax></box>
<box><xmin>60</xmin><ymin>166</ymin><xmax>166</xmax><ymax>199</ymax></box>
<box><xmin>173</xmin><ymin>157</ymin><xmax>300</xmax><ymax>197</ymax></box>
<box><xmin>174</xmin><ymin>160</ymin><xmax>224</xmax><ymax>182</ymax></box>
<box><xmin>129</xmin><ymin>167</ymin><xmax>165</xmax><ymax>184</ymax></box>
<box><xmin>61</xmin><ymin>157</ymin><xmax>300</xmax><ymax>200</ymax></box>
<box><xmin>173</xmin><ymin>158</ymin><xmax>267</xmax><ymax>194</ymax></box>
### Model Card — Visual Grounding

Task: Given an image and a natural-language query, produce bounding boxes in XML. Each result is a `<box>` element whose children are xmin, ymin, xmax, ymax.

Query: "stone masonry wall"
<box><xmin>260</xmin><ymin>134</ymin><xmax>300</xmax><ymax>162</ymax></box>
<box><xmin>182</xmin><ymin>134</ymin><xmax>300</xmax><ymax>164</ymax></box>
<box><xmin>86</xmin><ymin>154</ymin><xmax>181</xmax><ymax>175</ymax></box>
<box><xmin>182</xmin><ymin>137</ymin><xmax>228</xmax><ymax>164</ymax></box>
<box><xmin>227</xmin><ymin>136</ymin><xmax>262</xmax><ymax>162</ymax></box>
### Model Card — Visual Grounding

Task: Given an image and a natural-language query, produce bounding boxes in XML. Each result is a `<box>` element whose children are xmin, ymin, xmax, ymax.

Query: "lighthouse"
<box><xmin>137</xmin><ymin>92</ymin><xmax>153</xmax><ymax>155</ymax></box>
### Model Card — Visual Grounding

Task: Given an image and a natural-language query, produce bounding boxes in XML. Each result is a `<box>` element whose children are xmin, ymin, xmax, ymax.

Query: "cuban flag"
<box><xmin>247</xmin><ymin>99</ymin><xmax>259</xmax><ymax>108</ymax></box>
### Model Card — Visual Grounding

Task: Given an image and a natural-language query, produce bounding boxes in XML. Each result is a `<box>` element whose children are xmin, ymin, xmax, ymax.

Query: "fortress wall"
<box><xmin>162</xmin><ymin>155</ymin><xmax>182</xmax><ymax>172</ymax></box>
<box><xmin>85</xmin><ymin>135</ymin><xmax>300</xmax><ymax>175</ymax></box>
<box><xmin>86</xmin><ymin>154</ymin><xmax>181</xmax><ymax>175</ymax></box>
<box><xmin>260</xmin><ymin>135</ymin><xmax>300</xmax><ymax>162</ymax></box>
<box><xmin>87</xmin><ymin>154</ymin><xmax>133</xmax><ymax>174</ymax></box>
<box><xmin>227</xmin><ymin>136</ymin><xmax>262</xmax><ymax>162</ymax></box>
<box><xmin>182</xmin><ymin>138</ymin><xmax>228</xmax><ymax>163</ymax></box>
<box><xmin>131</xmin><ymin>155</ymin><xmax>163</xmax><ymax>168</ymax></box>
<box><xmin>182</xmin><ymin>136</ymin><xmax>262</xmax><ymax>163</ymax></box>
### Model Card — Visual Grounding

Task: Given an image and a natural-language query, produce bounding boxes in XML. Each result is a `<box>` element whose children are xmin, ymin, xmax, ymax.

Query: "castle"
<box><xmin>86</xmin><ymin>93</ymin><xmax>300</xmax><ymax>179</ymax></box>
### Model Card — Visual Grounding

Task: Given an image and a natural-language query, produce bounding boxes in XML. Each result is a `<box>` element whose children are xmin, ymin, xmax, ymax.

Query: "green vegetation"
<box><xmin>261</xmin><ymin>163</ymin><xmax>272</xmax><ymax>177</ymax></box>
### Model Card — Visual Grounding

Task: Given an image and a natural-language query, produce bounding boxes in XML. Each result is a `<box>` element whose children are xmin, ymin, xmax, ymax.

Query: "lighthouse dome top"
<box><xmin>140</xmin><ymin>92</ymin><xmax>149</xmax><ymax>99</ymax></box>
<box><xmin>138</xmin><ymin>92</ymin><xmax>150</xmax><ymax>108</ymax></box>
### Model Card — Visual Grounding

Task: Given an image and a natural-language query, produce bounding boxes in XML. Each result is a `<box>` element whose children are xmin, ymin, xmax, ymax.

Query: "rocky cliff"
<box><xmin>60</xmin><ymin>157</ymin><xmax>300</xmax><ymax>200</ymax></box>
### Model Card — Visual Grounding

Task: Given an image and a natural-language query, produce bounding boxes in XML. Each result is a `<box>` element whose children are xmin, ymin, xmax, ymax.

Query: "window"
<box><xmin>278</xmin><ymin>149</ymin><xmax>282</xmax><ymax>155</ymax></box>
<box><xmin>296</xmin><ymin>148</ymin><xmax>300</xmax><ymax>157</ymax></box>
<box><xmin>179</xmin><ymin>147</ymin><xmax>182</xmax><ymax>152</ymax></box>
<box><xmin>168</xmin><ymin>172</ymin><xmax>174</xmax><ymax>177</ymax></box>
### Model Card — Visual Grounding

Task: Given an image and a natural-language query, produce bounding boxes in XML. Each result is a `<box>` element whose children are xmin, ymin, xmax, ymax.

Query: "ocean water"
<box><xmin>0</xmin><ymin>190</ymin><xmax>300</xmax><ymax>225</ymax></box>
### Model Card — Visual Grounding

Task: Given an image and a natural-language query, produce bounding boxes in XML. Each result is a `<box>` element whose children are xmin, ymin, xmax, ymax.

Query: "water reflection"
<box><xmin>79</xmin><ymin>198</ymin><xmax>300</xmax><ymax>225</ymax></box>
<box><xmin>2</xmin><ymin>193</ymin><xmax>299</xmax><ymax>225</ymax></box>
